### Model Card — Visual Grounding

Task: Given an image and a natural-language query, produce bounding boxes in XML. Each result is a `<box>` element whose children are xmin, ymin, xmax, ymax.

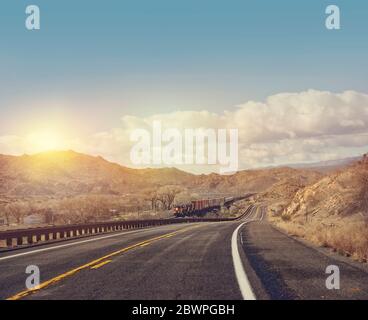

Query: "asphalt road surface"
<box><xmin>1</xmin><ymin>206</ymin><xmax>368</xmax><ymax>300</ymax></box>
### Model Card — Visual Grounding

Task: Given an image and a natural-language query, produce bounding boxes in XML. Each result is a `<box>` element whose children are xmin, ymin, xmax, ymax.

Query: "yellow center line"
<box><xmin>6</xmin><ymin>224</ymin><xmax>200</xmax><ymax>300</ymax></box>
<box><xmin>140</xmin><ymin>243</ymin><xmax>151</xmax><ymax>247</ymax></box>
<box><xmin>90</xmin><ymin>260</ymin><xmax>112</xmax><ymax>270</ymax></box>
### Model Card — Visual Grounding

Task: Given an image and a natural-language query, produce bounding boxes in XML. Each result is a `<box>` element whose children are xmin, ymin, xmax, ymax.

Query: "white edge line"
<box><xmin>0</xmin><ymin>227</ymin><xmax>155</xmax><ymax>261</ymax></box>
<box><xmin>231</xmin><ymin>221</ymin><xmax>256</xmax><ymax>300</ymax></box>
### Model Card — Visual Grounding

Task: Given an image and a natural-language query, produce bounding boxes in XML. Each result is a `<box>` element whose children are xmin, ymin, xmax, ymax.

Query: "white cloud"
<box><xmin>1</xmin><ymin>89</ymin><xmax>368</xmax><ymax>173</ymax></box>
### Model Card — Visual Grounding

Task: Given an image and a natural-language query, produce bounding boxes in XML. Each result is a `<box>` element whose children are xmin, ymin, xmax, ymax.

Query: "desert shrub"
<box><xmin>276</xmin><ymin>218</ymin><xmax>368</xmax><ymax>262</ymax></box>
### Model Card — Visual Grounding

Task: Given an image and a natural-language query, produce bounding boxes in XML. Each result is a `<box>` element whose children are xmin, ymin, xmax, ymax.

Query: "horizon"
<box><xmin>0</xmin><ymin>148</ymin><xmax>363</xmax><ymax>176</ymax></box>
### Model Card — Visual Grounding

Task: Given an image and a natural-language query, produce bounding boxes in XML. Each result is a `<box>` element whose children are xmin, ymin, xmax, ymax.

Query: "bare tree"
<box><xmin>5</xmin><ymin>202</ymin><xmax>29</xmax><ymax>225</ymax></box>
<box><xmin>57</xmin><ymin>195</ymin><xmax>117</xmax><ymax>224</ymax></box>
<box><xmin>144</xmin><ymin>189</ymin><xmax>159</xmax><ymax>211</ymax></box>
<box><xmin>157</xmin><ymin>186</ymin><xmax>183</xmax><ymax>210</ymax></box>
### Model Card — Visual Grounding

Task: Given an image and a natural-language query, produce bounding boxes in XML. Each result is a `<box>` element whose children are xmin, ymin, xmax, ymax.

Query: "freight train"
<box><xmin>174</xmin><ymin>197</ymin><xmax>234</xmax><ymax>217</ymax></box>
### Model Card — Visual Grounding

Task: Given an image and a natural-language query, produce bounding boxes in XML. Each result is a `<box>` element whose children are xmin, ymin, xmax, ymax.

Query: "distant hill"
<box><xmin>137</xmin><ymin>167</ymin><xmax>194</xmax><ymax>185</ymax></box>
<box><xmin>0</xmin><ymin>150</ymin><xmax>324</xmax><ymax>200</ymax></box>
<box><xmin>286</xmin><ymin>156</ymin><xmax>360</xmax><ymax>173</ymax></box>
<box><xmin>0</xmin><ymin>151</ymin><xmax>193</xmax><ymax>197</ymax></box>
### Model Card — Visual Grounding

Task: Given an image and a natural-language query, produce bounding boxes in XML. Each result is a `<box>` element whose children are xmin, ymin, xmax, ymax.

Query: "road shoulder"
<box><xmin>239</xmin><ymin>220</ymin><xmax>368</xmax><ymax>300</ymax></box>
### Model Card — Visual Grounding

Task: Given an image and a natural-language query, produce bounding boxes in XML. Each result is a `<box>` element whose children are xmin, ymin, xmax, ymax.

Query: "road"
<box><xmin>1</xmin><ymin>206</ymin><xmax>368</xmax><ymax>300</ymax></box>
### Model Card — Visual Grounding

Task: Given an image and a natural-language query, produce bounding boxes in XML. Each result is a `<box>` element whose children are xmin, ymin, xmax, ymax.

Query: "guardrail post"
<box><xmin>17</xmin><ymin>236</ymin><xmax>23</xmax><ymax>246</ymax></box>
<box><xmin>6</xmin><ymin>237</ymin><xmax>13</xmax><ymax>247</ymax></box>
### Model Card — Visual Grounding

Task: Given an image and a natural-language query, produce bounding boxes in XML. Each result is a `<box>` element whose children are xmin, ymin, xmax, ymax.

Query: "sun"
<box><xmin>26</xmin><ymin>130</ymin><xmax>67</xmax><ymax>153</ymax></box>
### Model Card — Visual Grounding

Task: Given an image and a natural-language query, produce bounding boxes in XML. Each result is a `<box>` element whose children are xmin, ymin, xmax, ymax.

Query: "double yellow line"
<box><xmin>7</xmin><ymin>225</ymin><xmax>198</xmax><ymax>300</ymax></box>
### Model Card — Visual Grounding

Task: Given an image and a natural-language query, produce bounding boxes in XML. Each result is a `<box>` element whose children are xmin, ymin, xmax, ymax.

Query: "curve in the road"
<box><xmin>232</xmin><ymin>221</ymin><xmax>256</xmax><ymax>300</ymax></box>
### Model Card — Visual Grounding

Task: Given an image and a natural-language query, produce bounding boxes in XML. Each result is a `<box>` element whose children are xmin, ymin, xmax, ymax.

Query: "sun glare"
<box><xmin>27</xmin><ymin>130</ymin><xmax>67</xmax><ymax>153</ymax></box>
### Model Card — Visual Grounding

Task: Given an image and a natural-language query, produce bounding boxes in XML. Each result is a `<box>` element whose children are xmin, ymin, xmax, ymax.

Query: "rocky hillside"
<box><xmin>272</xmin><ymin>154</ymin><xmax>368</xmax><ymax>262</ymax></box>
<box><xmin>283</xmin><ymin>154</ymin><xmax>368</xmax><ymax>223</ymax></box>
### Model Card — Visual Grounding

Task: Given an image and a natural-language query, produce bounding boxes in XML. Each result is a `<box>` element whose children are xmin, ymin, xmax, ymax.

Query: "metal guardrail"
<box><xmin>0</xmin><ymin>213</ymin><xmax>249</xmax><ymax>250</ymax></box>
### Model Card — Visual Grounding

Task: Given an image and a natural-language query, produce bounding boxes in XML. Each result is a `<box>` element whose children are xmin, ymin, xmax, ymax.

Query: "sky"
<box><xmin>0</xmin><ymin>0</ymin><xmax>367</xmax><ymax>173</ymax></box>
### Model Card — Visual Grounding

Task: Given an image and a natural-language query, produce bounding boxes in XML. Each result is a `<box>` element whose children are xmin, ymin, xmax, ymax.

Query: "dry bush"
<box><xmin>308</xmin><ymin>221</ymin><xmax>368</xmax><ymax>262</ymax></box>
<box><xmin>274</xmin><ymin>217</ymin><xmax>368</xmax><ymax>263</ymax></box>
<box><xmin>275</xmin><ymin>220</ymin><xmax>306</xmax><ymax>238</ymax></box>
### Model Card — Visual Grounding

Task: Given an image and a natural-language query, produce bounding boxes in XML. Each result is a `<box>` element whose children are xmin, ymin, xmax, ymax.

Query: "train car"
<box><xmin>175</xmin><ymin>195</ymin><xmax>248</xmax><ymax>217</ymax></box>
<box><xmin>174</xmin><ymin>195</ymin><xmax>250</xmax><ymax>218</ymax></box>
<box><xmin>174</xmin><ymin>202</ymin><xmax>193</xmax><ymax>217</ymax></box>
<box><xmin>175</xmin><ymin>197</ymin><xmax>227</xmax><ymax>217</ymax></box>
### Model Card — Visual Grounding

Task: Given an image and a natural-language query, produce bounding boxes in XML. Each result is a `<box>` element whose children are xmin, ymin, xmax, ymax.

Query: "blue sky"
<box><xmin>1</xmin><ymin>0</ymin><xmax>367</xmax><ymax>134</ymax></box>
<box><xmin>0</xmin><ymin>1</ymin><xmax>367</xmax><ymax>172</ymax></box>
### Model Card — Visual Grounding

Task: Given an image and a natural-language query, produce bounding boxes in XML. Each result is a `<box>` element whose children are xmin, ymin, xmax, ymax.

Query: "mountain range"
<box><xmin>0</xmin><ymin>150</ymin><xmax>331</xmax><ymax>199</ymax></box>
